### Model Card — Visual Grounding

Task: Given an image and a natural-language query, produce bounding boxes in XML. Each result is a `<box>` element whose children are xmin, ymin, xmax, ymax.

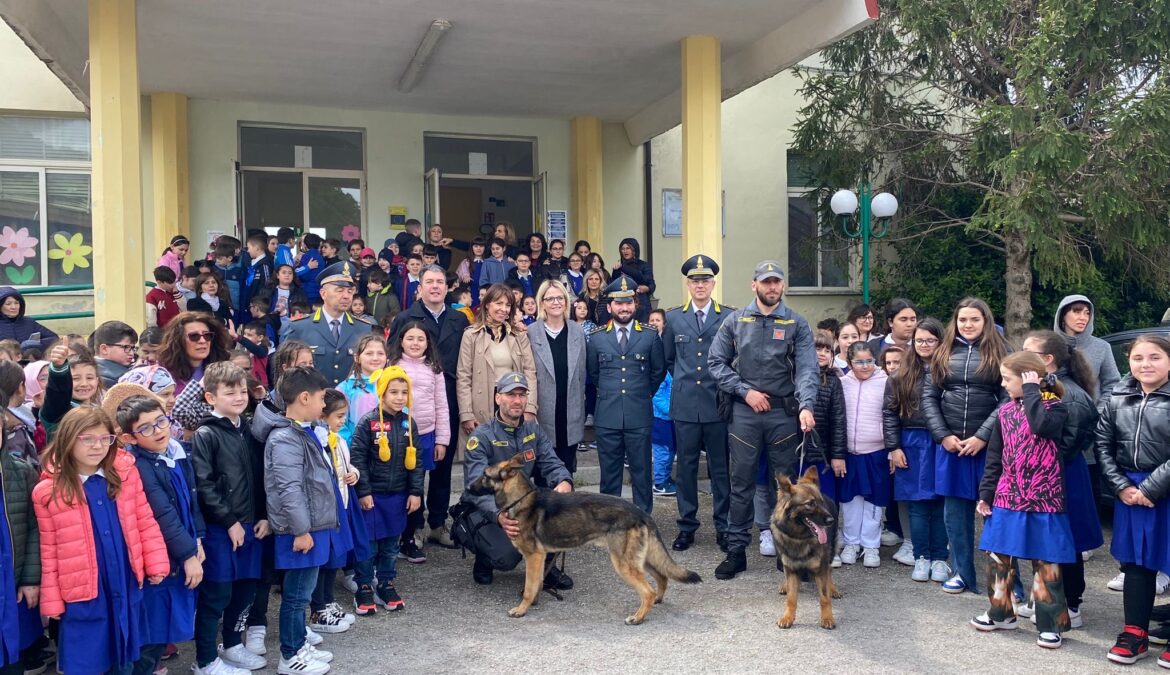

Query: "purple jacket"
<box><xmin>979</xmin><ymin>384</ymin><xmax>1070</xmax><ymax>512</ymax></box>
<box><xmin>0</xmin><ymin>288</ymin><xmax>57</xmax><ymax>350</ymax></box>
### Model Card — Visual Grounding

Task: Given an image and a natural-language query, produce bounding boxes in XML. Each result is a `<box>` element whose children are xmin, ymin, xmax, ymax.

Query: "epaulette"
<box><xmin>289</xmin><ymin>314</ymin><xmax>310</xmax><ymax>322</ymax></box>
<box><xmin>588</xmin><ymin>325</ymin><xmax>607</xmax><ymax>336</ymax></box>
<box><xmin>720</xmin><ymin>304</ymin><xmax>738</xmax><ymax>311</ymax></box>
<box><xmin>664</xmin><ymin>305</ymin><xmax>683</xmax><ymax>313</ymax></box>
<box><xmin>355</xmin><ymin>316</ymin><xmax>377</xmax><ymax>326</ymax></box>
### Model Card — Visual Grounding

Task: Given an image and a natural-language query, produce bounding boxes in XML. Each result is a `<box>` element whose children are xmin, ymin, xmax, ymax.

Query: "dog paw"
<box><xmin>625</xmin><ymin>615</ymin><xmax>644</xmax><ymax>626</ymax></box>
<box><xmin>820</xmin><ymin>617</ymin><xmax>837</xmax><ymax>630</ymax></box>
<box><xmin>778</xmin><ymin>584</ymin><xmax>788</xmax><ymax>595</ymax></box>
<box><xmin>654</xmin><ymin>596</ymin><xmax>663</xmax><ymax>605</ymax></box>
<box><xmin>507</xmin><ymin>606</ymin><xmax>528</xmax><ymax>618</ymax></box>
<box><xmin>776</xmin><ymin>615</ymin><xmax>795</xmax><ymax>629</ymax></box>
<box><xmin>831</xmin><ymin>589</ymin><xmax>842</xmax><ymax>599</ymax></box>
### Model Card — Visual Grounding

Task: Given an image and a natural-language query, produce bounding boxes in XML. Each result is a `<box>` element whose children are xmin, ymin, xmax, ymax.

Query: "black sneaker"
<box><xmin>398</xmin><ymin>540</ymin><xmax>427</xmax><ymax>564</ymax></box>
<box><xmin>544</xmin><ymin>566</ymin><xmax>574</xmax><ymax>590</ymax></box>
<box><xmin>353</xmin><ymin>584</ymin><xmax>377</xmax><ymax>616</ymax></box>
<box><xmin>714</xmin><ymin>549</ymin><xmax>746</xmax><ymax>580</ymax></box>
<box><xmin>1150</xmin><ymin>623</ymin><xmax>1170</xmax><ymax>646</ymax></box>
<box><xmin>473</xmin><ymin>558</ymin><xmax>494</xmax><ymax>585</ymax></box>
<box><xmin>1109</xmin><ymin>625</ymin><xmax>1150</xmax><ymax>665</ymax></box>
<box><xmin>376</xmin><ymin>583</ymin><xmax>404</xmax><ymax>611</ymax></box>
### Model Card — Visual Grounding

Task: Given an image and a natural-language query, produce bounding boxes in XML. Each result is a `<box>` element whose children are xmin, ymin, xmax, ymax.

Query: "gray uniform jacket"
<box><xmin>707</xmin><ymin>300</ymin><xmax>818</xmax><ymax>412</ymax></box>
<box><xmin>253</xmin><ymin>401</ymin><xmax>339</xmax><ymax>536</ymax></box>
<box><xmin>281</xmin><ymin>308</ymin><xmax>372</xmax><ymax>386</ymax></box>
<box><xmin>662</xmin><ymin>299</ymin><xmax>732</xmax><ymax>423</ymax></box>
<box><xmin>527</xmin><ymin>319</ymin><xmax>587</xmax><ymax>446</ymax></box>
<box><xmin>586</xmin><ymin>321</ymin><xmax>666</xmax><ymax>429</ymax></box>
<box><xmin>461</xmin><ymin>416</ymin><xmax>573</xmax><ymax>519</ymax></box>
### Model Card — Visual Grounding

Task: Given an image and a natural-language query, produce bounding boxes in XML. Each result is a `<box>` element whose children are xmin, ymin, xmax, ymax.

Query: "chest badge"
<box><xmin>773</xmin><ymin>328</ymin><xmax>786</xmax><ymax>340</ymax></box>
<box><xmin>523</xmin><ymin>449</ymin><xmax>536</xmax><ymax>462</ymax></box>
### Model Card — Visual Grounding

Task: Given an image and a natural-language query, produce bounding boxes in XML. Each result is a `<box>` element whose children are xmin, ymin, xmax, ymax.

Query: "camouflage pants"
<box><xmin>986</xmin><ymin>553</ymin><xmax>1071</xmax><ymax>633</ymax></box>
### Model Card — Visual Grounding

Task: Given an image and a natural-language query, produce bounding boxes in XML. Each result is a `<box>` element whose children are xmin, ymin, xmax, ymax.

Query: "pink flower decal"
<box><xmin>0</xmin><ymin>226</ymin><xmax>38</xmax><ymax>266</ymax></box>
<box><xmin>342</xmin><ymin>224</ymin><xmax>362</xmax><ymax>243</ymax></box>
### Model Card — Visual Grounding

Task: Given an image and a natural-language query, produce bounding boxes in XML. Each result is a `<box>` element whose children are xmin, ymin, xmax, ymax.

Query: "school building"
<box><xmin>0</xmin><ymin>0</ymin><xmax>876</xmax><ymax>332</ymax></box>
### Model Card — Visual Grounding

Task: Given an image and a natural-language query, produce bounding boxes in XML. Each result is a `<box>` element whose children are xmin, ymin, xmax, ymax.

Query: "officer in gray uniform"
<box><xmin>708</xmin><ymin>260</ymin><xmax>818</xmax><ymax>580</ymax></box>
<box><xmin>586</xmin><ymin>274</ymin><xmax>667</xmax><ymax>514</ymax></box>
<box><xmin>662</xmin><ymin>254</ymin><xmax>732</xmax><ymax>552</ymax></box>
<box><xmin>461</xmin><ymin>372</ymin><xmax>573</xmax><ymax>586</ymax></box>
<box><xmin>281</xmin><ymin>260</ymin><xmax>372</xmax><ymax>386</ymax></box>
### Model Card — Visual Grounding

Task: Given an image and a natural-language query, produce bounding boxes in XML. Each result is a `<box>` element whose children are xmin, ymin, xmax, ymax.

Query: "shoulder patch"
<box><xmin>465</xmin><ymin>436</ymin><xmax>479</xmax><ymax>451</ymax></box>
<box><xmin>664</xmin><ymin>305</ymin><xmax>682</xmax><ymax>313</ymax></box>
<box><xmin>588</xmin><ymin>326</ymin><xmax>607</xmax><ymax>336</ymax></box>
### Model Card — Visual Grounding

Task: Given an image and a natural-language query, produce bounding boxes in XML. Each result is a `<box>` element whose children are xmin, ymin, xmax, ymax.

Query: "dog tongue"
<box><xmin>805</xmin><ymin>518</ymin><xmax>828</xmax><ymax>545</ymax></box>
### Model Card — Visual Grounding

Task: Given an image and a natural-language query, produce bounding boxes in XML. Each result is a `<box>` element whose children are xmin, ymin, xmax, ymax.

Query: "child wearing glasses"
<box><xmin>836</xmin><ymin>341</ymin><xmax>890</xmax><ymax>568</ymax></box>
<box><xmin>32</xmin><ymin>406</ymin><xmax>169</xmax><ymax>675</ymax></box>
<box><xmin>93</xmin><ymin>321</ymin><xmax>140</xmax><ymax>388</ymax></box>
<box><xmin>40</xmin><ymin>344</ymin><xmax>104</xmax><ymax>442</ymax></box>
<box><xmin>115</xmin><ymin>393</ymin><xmax>206</xmax><ymax>674</ymax></box>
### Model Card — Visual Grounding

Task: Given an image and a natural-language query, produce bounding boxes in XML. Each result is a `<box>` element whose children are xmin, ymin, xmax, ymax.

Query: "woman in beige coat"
<box><xmin>456</xmin><ymin>283</ymin><xmax>538</xmax><ymax>439</ymax></box>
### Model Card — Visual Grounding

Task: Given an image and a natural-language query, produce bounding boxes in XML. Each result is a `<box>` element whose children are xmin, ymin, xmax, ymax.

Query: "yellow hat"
<box><xmin>370</xmin><ymin>365</ymin><xmax>417</xmax><ymax>468</ymax></box>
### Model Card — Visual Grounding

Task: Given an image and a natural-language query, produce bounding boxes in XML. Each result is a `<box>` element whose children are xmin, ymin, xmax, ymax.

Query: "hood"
<box><xmin>1054</xmin><ymin>294</ymin><xmax>1096</xmax><ymax>342</ymax></box>
<box><xmin>0</xmin><ymin>287</ymin><xmax>25</xmax><ymax>320</ymax></box>
<box><xmin>251</xmin><ymin>399</ymin><xmax>291</xmax><ymax>440</ymax></box>
<box><xmin>619</xmin><ymin>237</ymin><xmax>641</xmax><ymax>261</ymax></box>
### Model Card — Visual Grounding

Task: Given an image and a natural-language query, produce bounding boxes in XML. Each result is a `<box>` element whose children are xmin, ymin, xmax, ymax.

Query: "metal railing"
<box><xmin>21</xmin><ymin>283</ymin><xmax>155</xmax><ymax>321</ymax></box>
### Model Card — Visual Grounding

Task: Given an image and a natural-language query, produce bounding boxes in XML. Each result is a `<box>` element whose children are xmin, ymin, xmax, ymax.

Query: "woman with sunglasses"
<box><xmin>158</xmin><ymin>312</ymin><xmax>233</xmax><ymax>397</ymax></box>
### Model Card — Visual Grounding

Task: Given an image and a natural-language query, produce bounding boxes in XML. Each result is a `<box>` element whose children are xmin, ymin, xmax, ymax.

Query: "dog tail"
<box><xmin>646</xmin><ymin>534</ymin><xmax>702</xmax><ymax>584</ymax></box>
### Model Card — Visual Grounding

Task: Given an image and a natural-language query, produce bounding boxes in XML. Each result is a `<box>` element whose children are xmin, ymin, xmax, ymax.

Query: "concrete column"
<box><xmin>150</xmin><ymin>92</ymin><xmax>190</xmax><ymax>263</ymax></box>
<box><xmin>681</xmin><ymin>36</ymin><xmax>722</xmax><ymax>299</ymax></box>
<box><xmin>89</xmin><ymin>0</ymin><xmax>145</xmax><ymax>327</ymax></box>
<box><xmin>571</xmin><ymin>116</ymin><xmax>604</xmax><ymax>253</ymax></box>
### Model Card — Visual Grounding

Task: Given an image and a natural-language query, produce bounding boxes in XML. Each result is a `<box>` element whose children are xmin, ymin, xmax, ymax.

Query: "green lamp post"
<box><xmin>830</xmin><ymin>184</ymin><xmax>898</xmax><ymax>304</ymax></box>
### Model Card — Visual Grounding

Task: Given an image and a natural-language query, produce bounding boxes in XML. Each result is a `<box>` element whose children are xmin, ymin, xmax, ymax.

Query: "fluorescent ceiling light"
<box><xmin>398</xmin><ymin>19</ymin><xmax>452</xmax><ymax>93</ymax></box>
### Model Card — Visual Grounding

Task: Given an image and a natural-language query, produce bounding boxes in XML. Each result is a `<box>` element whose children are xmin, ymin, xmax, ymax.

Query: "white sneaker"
<box><xmin>1158</xmin><ymin>572</ymin><xmax>1170</xmax><ymax>595</ymax></box>
<box><xmin>308</xmin><ymin>609</ymin><xmax>350</xmax><ymax>634</ymax></box>
<box><xmin>930</xmin><ymin>560</ymin><xmax>952</xmax><ymax>583</ymax></box>
<box><xmin>218</xmin><ymin>644</ymin><xmax>266</xmax><ymax>671</ymax></box>
<box><xmin>1028</xmin><ymin>604</ymin><xmax>1082</xmax><ymax>629</ymax></box>
<box><xmin>759</xmin><ymin>530</ymin><xmax>776</xmax><ymax>557</ymax></box>
<box><xmin>1016</xmin><ymin>600</ymin><xmax>1035</xmax><ymax>618</ymax></box>
<box><xmin>911</xmin><ymin>557</ymin><xmax>931</xmax><ymax>582</ymax></box>
<box><xmin>831</xmin><ymin>554</ymin><xmax>842</xmax><ymax>568</ymax></box>
<box><xmin>277</xmin><ymin>646</ymin><xmax>329</xmax><ymax>675</ymax></box>
<box><xmin>584</xmin><ymin>414</ymin><xmax>595</xmax><ymax>427</ymax></box>
<box><xmin>880</xmin><ymin>529</ymin><xmax>903</xmax><ymax>547</ymax></box>
<box><xmin>326</xmin><ymin>602</ymin><xmax>355</xmax><ymax>626</ymax></box>
<box><xmin>862</xmin><ymin>547</ymin><xmax>880</xmax><ymax>568</ymax></box>
<box><xmin>193</xmin><ymin>658</ymin><xmax>251</xmax><ymax>675</ymax></box>
<box><xmin>244</xmin><ymin>626</ymin><xmax>266</xmax><ymax>656</ymax></box>
<box><xmin>303</xmin><ymin>645</ymin><xmax>333</xmax><ymax>664</ymax></box>
<box><xmin>341</xmin><ymin>574</ymin><xmax>358</xmax><ymax>594</ymax></box>
<box><xmin>1081</xmin><ymin>549</ymin><xmax>1095</xmax><ymax>561</ymax></box>
<box><xmin>1108</xmin><ymin>571</ymin><xmax>1126</xmax><ymax>591</ymax></box>
<box><xmin>304</xmin><ymin>626</ymin><xmax>323</xmax><ymax>647</ymax></box>
<box><xmin>892</xmin><ymin>541</ymin><xmax>914</xmax><ymax>566</ymax></box>
<box><xmin>839</xmin><ymin>543</ymin><xmax>860</xmax><ymax>565</ymax></box>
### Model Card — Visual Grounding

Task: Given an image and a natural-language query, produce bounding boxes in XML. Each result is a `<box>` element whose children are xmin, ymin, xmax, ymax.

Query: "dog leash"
<box><xmin>795</xmin><ymin>428</ymin><xmax>822</xmax><ymax>477</ymax></box>
<box><xmin>500</xmin><ymin>488</ymin><xmax>536</xmax><ymax>517</ymax></box>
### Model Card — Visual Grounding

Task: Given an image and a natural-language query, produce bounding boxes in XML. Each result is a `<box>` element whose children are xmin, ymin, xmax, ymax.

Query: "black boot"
<box><xmin>715</xmin><ymin>549</ymin><xmax>747</xmax><ymax>580</ymax></box>
<box><xmin>473</xmin><ymin>556</ymin><xmax>494</xmax><ymax>585</ymax></box>
<box><xmin>716</xmin><ymin>532</ymin><xmax>730</xmax><ymax>553</ymax></box>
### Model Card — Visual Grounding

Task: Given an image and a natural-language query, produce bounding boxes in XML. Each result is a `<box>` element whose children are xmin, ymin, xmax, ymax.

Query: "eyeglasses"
<box><xmin>132</xmin><ymin>416</ymin><xmax>173</xmax><ymax>437</ymax></box>
<box><xmin>858</xmin><ymin>315</ymin><xmax>874</xmax><ymax>321</ymax></box>
<box><xmin>106</xmin><ymin>342</ymin><xmax>138</xmax><ymax>354</ymax></box>
<box><xmin>851</xmin><ymin>359</ymin><xmax>877</xmax><ymax>367</ymax></box>
<box><xmin>543</xmin><ymin>296</ymin><xmax>566</xmax><ymax>304</ymax></box>
<box><xmin>77</xmin><ymin>434</ymin><xmax>117</xmax><ymax>449</ymax></box>
<box><xmin>186</xmin><ymin>331</ymin><xmax>215</xmax><ymax>343</ymax></box>
<box><xmin>914</xmin><ymin>338</ymin><xmax>939</xmax><ymax>346</ymax></box>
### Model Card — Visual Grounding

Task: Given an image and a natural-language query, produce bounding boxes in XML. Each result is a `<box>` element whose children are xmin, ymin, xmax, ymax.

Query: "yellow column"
<box><xmin>570</xmin><ymin>117</ymin><xmax>604</xmax><ymax>254</ymax></box>
<box><xmin>681</xmin><ymin>36</ymin><xmax>722</xmax><ymax>300</ymax></box>
<box><xmin>89</xmin><ymin>0</ymin><xmax>145</xmax><ymax>327</ymax></box>
<box><xmin>151</xmin><ymin>92</ymin><xmax>190</xmax><ymax>263</ymax></box>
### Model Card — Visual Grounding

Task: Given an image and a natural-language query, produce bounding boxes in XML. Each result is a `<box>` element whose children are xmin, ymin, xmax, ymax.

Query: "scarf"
<box><xmin>201</xmin><ymin>293</ymin><xmax>220</xmax><ymax>312</ymax></box>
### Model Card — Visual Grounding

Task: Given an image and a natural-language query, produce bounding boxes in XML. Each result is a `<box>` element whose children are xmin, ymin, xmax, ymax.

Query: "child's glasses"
<box><xmin>132</xmin><ymin>416</ymin><xmax>173</xmax><ymax>437</ymax></box>
<box><xmin>78</xmin><ymin>434</ymin><xmax>117</xmax><ymax>448</ymax></box>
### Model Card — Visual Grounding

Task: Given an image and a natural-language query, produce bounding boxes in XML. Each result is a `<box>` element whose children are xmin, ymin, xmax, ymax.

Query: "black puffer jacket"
<box><xmin>883</xmin><ymin>372</ymin><xmax>930</xmax><ymax>449</ymax></box>
<box><xmin>922</xmin><ymin>339</ymin><xmax>1006</xmax><ymax>443</ymax></box>
<box><xmin>1095</xmin><ymin>376</ymin><xmax>1170</xmax><ymax>501</ymax></box>
<box><xmin>809</xmin><ymin>372</ymin><xmax>846</xmax><ymax>462</ymax></box>
<box><xmin>191</xmin><ymin>413</ymin><xmax>267</xmax><ymax>528</ymax></box>
<box><xmin>1056</xmin><ymin>368</ymin><xmax>1098</xmax><ymax>463</ymax></box>
<box><xmin>350</xmin><ymin>408</ymin><xmax>424</xmax><ymax>497</ymax></box>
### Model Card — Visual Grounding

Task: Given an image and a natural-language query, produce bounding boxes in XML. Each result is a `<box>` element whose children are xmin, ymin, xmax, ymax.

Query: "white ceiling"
<box><xmin>11</xmin><ymin>0</ymin><xmax>874</xmax><ymax>141</ymax></box>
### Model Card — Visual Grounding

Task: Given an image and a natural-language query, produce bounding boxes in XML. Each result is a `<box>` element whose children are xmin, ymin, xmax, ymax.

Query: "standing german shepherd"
<box><xmin>467</xmin><ymin>454</ymin><xmax>702</xmax><ymax>625</ymax></box>
<box><xmin>770</xmin><ymin>467</ymin><xmax>841</xmax><ymax>629</ymax></box>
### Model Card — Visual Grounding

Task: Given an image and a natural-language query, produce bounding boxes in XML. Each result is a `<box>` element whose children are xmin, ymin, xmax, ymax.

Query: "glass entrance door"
<box><xmin>307</xmin><ymin>176</ymin><xmax>362</xmax><ymax>244</ymax></box>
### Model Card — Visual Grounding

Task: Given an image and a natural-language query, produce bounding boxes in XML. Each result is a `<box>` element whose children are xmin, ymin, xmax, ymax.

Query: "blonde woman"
<box><xmin>527</xmin><ymin>280</ymin><xmax>586</xmax><ymax>476</ymax></box>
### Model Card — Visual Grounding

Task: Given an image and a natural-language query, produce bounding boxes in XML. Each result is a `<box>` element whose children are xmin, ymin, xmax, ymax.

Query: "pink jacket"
<box><xmin>396</xmin><ymin>355</ymin><xmax>451</xmax><ymax>446</ymax></box>
<box><xmin>841</xmin><ymin>369</ymin><xmax>888</xmax><ymax>455</ymax></box>
<box><xmin>157</xmin><ymin>250</ymin><xmax>184</xmax><ymax>279</ymax></box>
<box><xmin>33</xmin><ymin>450</ymin><xmax>170</xmax><ymax>618</ymax></box>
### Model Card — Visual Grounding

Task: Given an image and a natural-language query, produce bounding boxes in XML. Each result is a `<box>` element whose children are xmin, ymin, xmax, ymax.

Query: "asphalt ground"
<box><xmin>163</xmin><ymin>486</ymin><xmax>1145</xmax><ymax>675</ymax></box>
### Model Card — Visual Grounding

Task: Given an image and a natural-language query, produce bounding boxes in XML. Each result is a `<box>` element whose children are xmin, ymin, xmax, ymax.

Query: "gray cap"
<box><xmin>495</xmin><ymin>371</ymin><xmax>530</xmax><ymax>393</ymax></box>
<box><xmin>753</xmin><ymin>260</ymin><xmax>785</xmax><ymax>281</ymax></box>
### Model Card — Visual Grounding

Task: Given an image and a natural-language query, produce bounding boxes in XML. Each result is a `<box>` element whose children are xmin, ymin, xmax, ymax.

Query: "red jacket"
<box><xmin>33</xmin><ymin>450</ymin><xmax>170</xmax><ymax>618</ymax></box>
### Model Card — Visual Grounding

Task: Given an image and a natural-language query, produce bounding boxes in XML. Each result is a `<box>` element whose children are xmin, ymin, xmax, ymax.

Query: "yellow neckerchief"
<box><xmin>327</xmin><ymin>431</ymin><xmax>349</xmax><ymax>507</ymax></box>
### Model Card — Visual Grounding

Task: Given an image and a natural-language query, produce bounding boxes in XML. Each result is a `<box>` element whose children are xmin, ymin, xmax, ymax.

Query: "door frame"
<box><xmin>239</xmin><ymin>166</ymin><xmax>366</xmax><ymax>237</ymax></box>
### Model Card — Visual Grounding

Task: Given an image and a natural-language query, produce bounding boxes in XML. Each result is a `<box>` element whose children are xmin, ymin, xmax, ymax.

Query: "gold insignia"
<box><xmin>766</xmin><ymin>263</ymin><xmax>774</xmax><ymax>271</ymax></box>
<box><xmin>696</xmin><ymin>257</ymin><xmax>705</xmax><ymax>269</ymax></box>
<box><xmin>513</xmin><ymin>375</ymin><xmax>521</xmax><ymax>383</ymax></box>
<box><xmin>620</xmin><ymin>276</ymin><xmax>629</xmax><ymax>292</ymax></box>
<box><xmin>342</xmin><ymin>262</ymin><xmax>351</xmax><ymax>276</ymax></box>
<box><xmin>465</xmin><ymin>437</ymin><xmax>479</xmax><ymax>451</ymax></box>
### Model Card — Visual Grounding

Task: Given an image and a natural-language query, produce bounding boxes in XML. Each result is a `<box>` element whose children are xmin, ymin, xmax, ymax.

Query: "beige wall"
<box><xmin>0</xmin><ymin>22</ymin><xmax>85</xmax><ymax>114</ymax></box>
<box><xmin>649</xmin><ymin>69</ymin><xmax>857</xmax><ymax>322</ymax></box>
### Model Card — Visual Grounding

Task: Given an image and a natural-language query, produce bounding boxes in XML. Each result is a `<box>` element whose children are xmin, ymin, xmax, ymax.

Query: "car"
<box><xmin>1102</xmin><ymin>323</ymin><xmax>1170</xmax><ymax>380</ymax></box>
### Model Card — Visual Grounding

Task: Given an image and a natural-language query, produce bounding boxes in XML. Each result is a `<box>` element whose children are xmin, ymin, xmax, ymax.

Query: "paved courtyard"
<box><xmin>168</xmin><ymin>481</ymin><xmax>1137</xmax><ymax>675</ymax></box>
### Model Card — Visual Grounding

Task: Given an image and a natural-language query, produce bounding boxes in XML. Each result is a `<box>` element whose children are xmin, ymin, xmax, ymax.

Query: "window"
<box><xmin>0</xmin><ymin>117</ymin><xmax>92</xmax><ymax>287</ymax></box>
<box><xmin>240</xmin><ymin>126</ymin><xmax>362</xmax><ymax>171</ymax></box>
<box><xmin>786</xmin><ymin>152</ymin><xmax>849</xmax><ymax>289</ymax></box>
<box><xmin>424</xmin><ymin>134</ymin><xmax>535</xmax><ymax>177</ymax></box>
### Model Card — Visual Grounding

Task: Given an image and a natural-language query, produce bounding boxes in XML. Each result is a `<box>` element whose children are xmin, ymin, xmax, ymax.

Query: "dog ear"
<box><xmin>799</xmin><ymin>466</ymin><xmax>821</xmax><ymax>486</ymax></box>
<box><xmin>506</xmin><ymin>453</ymin><xmax>527</xmax><ymax>468</ymax></box>
<box><xmin>774</xmin><ymin>472</ymin><xmax>793</xmax><ymax>493</ymax></box>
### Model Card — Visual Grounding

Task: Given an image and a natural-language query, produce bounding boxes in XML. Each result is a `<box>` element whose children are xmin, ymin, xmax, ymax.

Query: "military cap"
<box><xmin>681</xmin><ymin>254</ymin><xmax>719</xmax><ymax>278</ymax></box>
<box><xmin>753</xmin><ymin>260</ymin><xmax>785</xmax><ymax>282</ymax></box>
<box><xmin>495</xmin><ymin>371</ymin><xmax>530</xmax><ymax>393</ymax></box>
<box><xmin>317</xmin><ymin>260</ymin><xmax>358</xmax><ymax>288</ymax></box>
<box><xmin>605</xmin><ymin>274</ymin><xmax>637</xmax><ymax>302</ymax></box>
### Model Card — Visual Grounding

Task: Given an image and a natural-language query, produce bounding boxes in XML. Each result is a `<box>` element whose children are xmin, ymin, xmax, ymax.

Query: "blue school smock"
<box><xmin>345</xmin><ymin>484</ymin><xmax>371</xmax><ymax>565</ymax></box>
<box><xmin>1064</xmin><ymin>453</ymin><xmax>1104</xmax><ymax>553</ymax></box>
<box><xmin>979</xmin><ymin>509</ymin><xmax>1076</xmax><ymax>563</ymax></box>
<box><xmin>933</xmin><ymin>446</ymin><xmax>985</xmax><ymax>501</ymax></box>
<box><xmin>0</xmin><ymin>481</ymin><xmax>23</xmax><ymax>667</ymax></box>
<box><xmin>142</xmin><ymin>463</ymin><xmax>198</xmax><ymax>644</ymax></box>
<box><xmin>837</xmin><ymin>451</ymin><xmax>892</xmax><ymax>507</ymax></box>
<box><xmin>59</xmin><ymin>476</ymin><xmax>146</xmax><ymax>675</ymax></box>
<box><xmin>362</xmin><ymin>492</ymin><xmax>408</xmax><ymax>542</ymax></box>
<box><xmin>893</xmin><ymin>429</ymin><xmax>939</xmax><ymax>502</ymax></box>
<box><xmin>1112</xmin><ymin>470</ymin><xmax>1170</xmax><ymax>575</ymax></box>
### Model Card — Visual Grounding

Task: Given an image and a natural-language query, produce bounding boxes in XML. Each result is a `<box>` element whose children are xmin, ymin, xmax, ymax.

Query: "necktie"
<box><xmin>330</xmin><ymin>319</ymin><xmax>340</xmax><ymax>342</ymax></box>
<box><xmin>696</xmin><ymin>309</ymin><xmax>705</xmax><ymax>333</ymax></box>
<box><xmin>619</xmin><ymin>327</ymin><xmax>628</xmax><ymax>354</ymax></box>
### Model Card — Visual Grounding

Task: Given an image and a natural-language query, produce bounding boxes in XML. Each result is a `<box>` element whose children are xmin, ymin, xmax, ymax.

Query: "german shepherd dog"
<box><xmin>467</xmin><ymin>453</ymin><xmax>702</xmax><ymax>625</ymax></box>
<box><xmin>770</xmin><ymin>467</ymin><xmax>841</xmax><ymax>629</ymax></box>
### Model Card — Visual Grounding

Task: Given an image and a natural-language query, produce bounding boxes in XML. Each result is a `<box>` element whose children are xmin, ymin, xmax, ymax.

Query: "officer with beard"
<box><xmin>707</xmin><ymin>260</ymin><xmax>818</xmax><ymax>580</ymax></box>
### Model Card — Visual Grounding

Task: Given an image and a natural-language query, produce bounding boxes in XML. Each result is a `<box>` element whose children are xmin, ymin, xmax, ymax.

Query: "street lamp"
<box><xmin>830</xmin><ymin>184</ymin><xmax>898</xmax><ymax>304</ymax></box>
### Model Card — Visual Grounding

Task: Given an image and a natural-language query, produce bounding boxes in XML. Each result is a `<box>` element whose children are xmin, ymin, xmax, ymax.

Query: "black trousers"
<box><xmin>596</xmin><ymin>424</ymin><xmax>653</xmax><ymax>513</ymax></box>
<box><xmin>674</xmin><ymin>419</ymin><xmax>730</xmax><ymax>535</ymax></box>
<box><xmin>403</xmin><ymin>378</ymin><xmax>461</xmax><ymax>540</ymax></box>
<box><xmin>1124</xmin><ymin>563</ymin><xmax>1159</xmax><ymax>630</ymax></box>
<box><xmin>726</xmin><ymin>404</ymin><xmax>800</xmax><ymax>551</ymax></box>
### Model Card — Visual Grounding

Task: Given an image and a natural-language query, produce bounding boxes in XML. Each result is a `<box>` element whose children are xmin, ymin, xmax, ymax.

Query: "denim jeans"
<box><xmin>908</xmin><ymin>498</ymin><xmax>949</xmax><ymax>561</ymax></box>
<box><xmin>651</xmin><ymin>418</ymin><xmax>676</xmax><ymax>487</ymax></box>
<box><xmin>354</xmin><ymin>537</ymin><xmax>400</xmax><ymax>586</ymax></box>
<box><xmin>279</xmin><ymin>567</ymin><xmax>320</xmax><ymax>660</ymax></box>
<box><xmin>944</xmin><ymin>496</ymin><xmax>977</xmax><ymax>591</ymax></box>
<box><xmin>194</xmin><ymin>579</ymin><xmax>256</xmax><ymax>667</ymax></box>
